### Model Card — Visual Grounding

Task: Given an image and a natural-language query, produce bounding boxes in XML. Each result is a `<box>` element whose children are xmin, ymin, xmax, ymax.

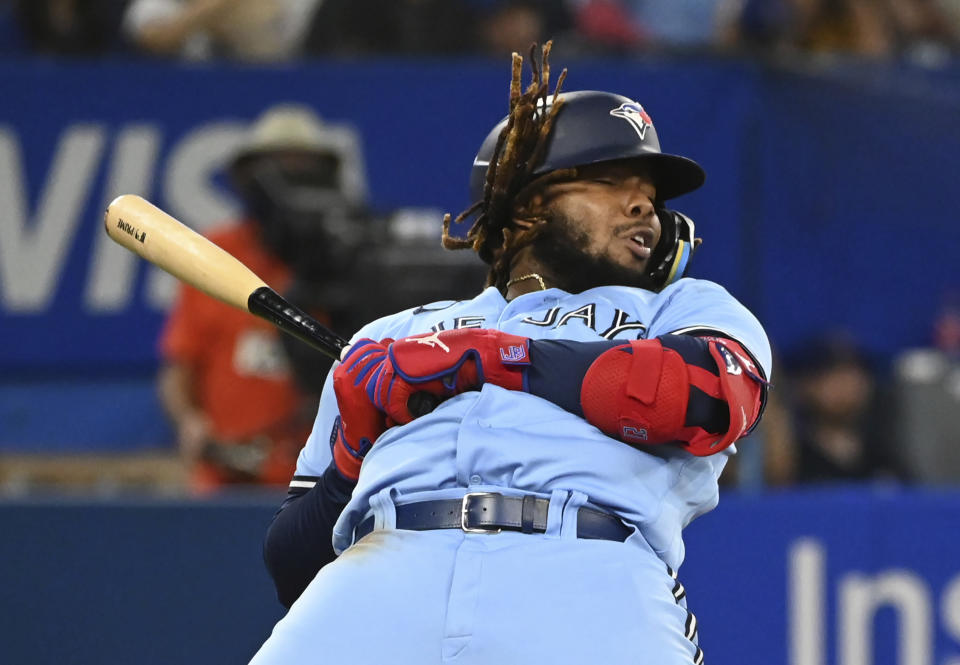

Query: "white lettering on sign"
<box><xmin>0</xmin><ymin>125</ymin><xmax>105</xmax><ymax>311</ymax></box>
<box><xmin>148</xmin><ymin>122</ymin><xmax>246</xmax><ymax>310</ymax></box>
<box><xmin>942</xmin><ymin>574</ymin><xmax>960</xmax><ymax>665</ymax></box>
<box><xmin>84</xmin><ymin>124</ymin><xmax>161</xmax><ymax>311</ymax></box>
<box><xmin>839</xmin><ymin>570</ymin><xmax>931</xmax><ymax>665</ymax></box>
<box><xmin>0</xmin><ymin>120</ymin><xmax>248</xmax><ymax>315</ymax></box>
<box><xmin>789</xmin><ymin>539</ymin><xmax>826</xmax><ymax>665</ymax></box>
<box><xmin>787</xmin><ymin>537</ymin><xmax>953</xmax><ymax>665</ymax></box>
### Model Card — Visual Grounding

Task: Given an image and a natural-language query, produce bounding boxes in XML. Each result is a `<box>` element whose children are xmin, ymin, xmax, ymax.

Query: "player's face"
<box><xmin>528</xmin><ymin>161</ymin><xmax>662</xmax><ymax>291</ymax></box>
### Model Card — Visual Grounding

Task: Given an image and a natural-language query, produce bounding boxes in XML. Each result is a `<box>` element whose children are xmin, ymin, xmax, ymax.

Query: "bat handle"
<box><xmin>337</xmin><ymin>345</ymin><xmax>441</xmax><ymax>419</ymax></box>
<box><xmin>407</xmin><ymin>392</ymin><xmax>441</xmax><ymax>419</ymax></box>
<box><xmin>249</xmin><ymin>287</ymin><xmax>347</xmax><ymax>360</ymax></box>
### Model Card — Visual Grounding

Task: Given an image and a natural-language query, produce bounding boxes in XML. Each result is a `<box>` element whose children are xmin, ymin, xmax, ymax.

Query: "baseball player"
<box><xmin>252</xmin><ymin>44</ymin><xmax>770</xmax><ymax>665</ymax></box>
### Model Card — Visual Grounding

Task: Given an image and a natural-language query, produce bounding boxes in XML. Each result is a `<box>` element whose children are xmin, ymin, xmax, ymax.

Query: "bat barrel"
<box><xmin>104</xmin><ymin>194</ymin><xmax>267</xmax><ymax>312</ymax></box>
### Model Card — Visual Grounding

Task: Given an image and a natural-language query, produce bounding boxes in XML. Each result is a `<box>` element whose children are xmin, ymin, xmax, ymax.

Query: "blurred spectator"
<box><xmin>304</xmin><ymin>0</ymin><xmax>572</xmax><ymax>57</ymax></box>
<box><xmin>478</xmin><ymin>1</ymin><xmax>573</xmax><ymax>56</ymax></box>
<box><xmin>886</xmin><ymin>0</ymin><xmax>958</xmax><ymax>63</ymax></box>
<box><xmin>157</xmin><ymin>103</ymin><xmax>363</xmax><ymax>492</ymax></box>
<box><xmin>566</xmin><ymin>0</ymin><xmax>730</xmax><ymax>53</ymax></box>
<box><xmin>0</xmin><ymin>1</ymin><xmax>26</xmax><ymax>55</ymax></box>
<box><xmin>566</xmin><ymin>0</ymin><xmax>647</xmax><ymax>52</ymax></box>
<box><xmin>304</xmin><ymin>0</ymin><xmax>479</xmax><ymax>56</ymax></box>
<box><xmin>893</xmin><ymin>296</ymin><xmax>960</xmax><ymax>483</ymax></box>
<box><xmin>626</xmin><ymin>0</ymin><xmax>728</xmax><ymax>50</ymax></box>
<box><xmin>793</xmin><ymin>0</ymin><xmax>894</xmax><ymax>57</ymax></box>
<box><xmin>720</xmin><ymin>0</ymin><xmax>796</xmax><ymax>52</ymax></box>
<box><xmin>718</xmin><ymin>351</ymin><xmax>797</xmax><ymax>490</ymax></box>
<box><xmin>938</xmin><ymin>0</ymin><xmax>960</xmax><ymax>33</ymax></box>
<box><xmin>122</xmin><ymin>0</ymin><xmax>320</xmax><ymax>61</ymax></box>
<box><xmin>726</xmin><ymin>0</ymin><xmax>957</xmax><ymax>58</ymax></box>
<box><xmin>784</xmin><ymin>333</ymin><xmax>906</xmax><ymax>483</ymax></box>
<box><xmin>13</xmin><ymin>0</ymin><xmax>128</xmax><ymax>56</ymax></box>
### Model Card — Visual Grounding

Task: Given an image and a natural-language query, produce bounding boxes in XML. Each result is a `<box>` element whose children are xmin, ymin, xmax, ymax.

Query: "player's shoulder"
<box><xmin>351</xmin><ymin>290</ymin><xmax>495</xmax><ymax>342</ymax></box>
<box><xmin>652</xmin><ymin>277</ymin><xmax>759</xmax><ymax>332</ymax></box>
<box><xmin>656</xmin><ymin>277</ymin><xmax>772</xmax><ymax>376</ymax></box>
<box><xmin>575</xmin><ymin>278</ymin><xmax>734</xmax><ymax>312</ymax></box>
<box><xmin>657</xmin><ymin>276</ymin><xmax>737</xmax><ymax>302</ymax></box>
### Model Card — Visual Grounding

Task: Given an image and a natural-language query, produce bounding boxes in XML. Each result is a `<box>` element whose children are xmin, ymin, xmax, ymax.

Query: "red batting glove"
<box><xmin>331</xmin><ymin>339</ymin><xmax>391</xmax><ymax>482</ymax></box>
<box><xmin>372</xmin><ymin>329</ymin><xmax>531</xmax><ymax>425</ymax></box>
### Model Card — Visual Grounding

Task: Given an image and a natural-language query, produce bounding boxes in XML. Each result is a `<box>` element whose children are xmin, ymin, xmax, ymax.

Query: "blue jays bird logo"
<box><xmin>610</xmin><ymin>102</ymin><xmax>653</xmax><ymax>139</ymax></box>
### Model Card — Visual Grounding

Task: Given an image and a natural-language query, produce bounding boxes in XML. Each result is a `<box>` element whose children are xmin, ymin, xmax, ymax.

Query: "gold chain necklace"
<box><xmin>505</xmin><ymin>273</ymin><xmax>547</xmax><ymax>291</ymax></box>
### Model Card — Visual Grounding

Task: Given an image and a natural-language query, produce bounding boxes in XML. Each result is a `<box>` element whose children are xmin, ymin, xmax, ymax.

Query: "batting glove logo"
<box><xmin>413</xmin><ymin>331</ymin><xmax>450</xmax><ymax>353</ymax></box>
<box><xmin>499</xmin><ymin>344</ymin><xmax>529</xmax><ymax>363</ymax></box>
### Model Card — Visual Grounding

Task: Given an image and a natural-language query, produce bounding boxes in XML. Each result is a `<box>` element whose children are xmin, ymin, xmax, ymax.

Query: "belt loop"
<box><xmin>544</xmin><ymin>489</ymin><xmax>569</xmax><ymax>538</ymax></box>
<box><xmin>560</xmin><ymin>491</ymin><xmax>589</xmax><ymax>541</ymax></box>
<box><xmin>520</xmin><ymin>494</ymin><xmax>537</xmax><ymax>533</ymax></box>
<box><xmin>369</xmin><ymin>487</ymin><xmax>398</xmax><ymax>532</ymax></box>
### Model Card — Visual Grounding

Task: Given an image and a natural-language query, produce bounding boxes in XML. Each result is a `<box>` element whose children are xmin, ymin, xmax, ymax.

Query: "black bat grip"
<box><xmin>247</xmin><ymin>287</ymin><xmax>441</xmax><ymax>418</ymax></box>
<box><xmin>407</xmin><ymin>391</ymin><xmax>441</xmax><ymax>418</ymax></box>
<box><xmin>248</xmin><ymin>286</ymin><xmax>346</xmax><ymax>360</ymax></box>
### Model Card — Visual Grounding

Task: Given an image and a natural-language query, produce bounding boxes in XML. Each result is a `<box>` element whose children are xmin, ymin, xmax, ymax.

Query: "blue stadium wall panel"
<box><xmin>1</xmin><ymin>487</ymin><xmax>958</xmax><ymax>664</ymax></box>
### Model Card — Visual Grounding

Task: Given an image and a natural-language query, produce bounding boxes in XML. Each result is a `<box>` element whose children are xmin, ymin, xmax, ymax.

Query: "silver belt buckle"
<box><xmin>461</xmin><ymin>492</ymin><xmax>502</xmax><ymax>534</ymax></box>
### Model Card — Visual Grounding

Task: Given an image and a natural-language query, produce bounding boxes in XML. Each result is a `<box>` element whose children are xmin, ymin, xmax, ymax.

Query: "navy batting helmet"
<box><xmin>469</xmin><ymin>90</ymin><xmax>705</xmax><ymax>205</ymax></box>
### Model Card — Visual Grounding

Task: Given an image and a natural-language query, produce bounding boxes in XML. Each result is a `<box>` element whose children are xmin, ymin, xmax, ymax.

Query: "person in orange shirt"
<box><xmin>158</xmin><ymin>103</ymin><xmax>368</xmax><ymax>492</ymax></box>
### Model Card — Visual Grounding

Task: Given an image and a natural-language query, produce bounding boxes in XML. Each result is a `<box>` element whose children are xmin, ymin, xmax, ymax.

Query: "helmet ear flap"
<box><xmin>645</xmin><ymin>209</ymin><xmax>699</xmax><ymax>289</ymax></box>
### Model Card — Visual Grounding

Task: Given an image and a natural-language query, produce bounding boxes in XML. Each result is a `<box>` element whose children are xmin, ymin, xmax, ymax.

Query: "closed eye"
<box><xmin>590</xmin><ymin>178</ymin><xmax>615</xmax><ymax>185</ymax></box>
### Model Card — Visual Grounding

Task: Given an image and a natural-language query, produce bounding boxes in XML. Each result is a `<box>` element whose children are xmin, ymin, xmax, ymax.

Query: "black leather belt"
<box><xmin>353</xmin><ymin>492</ymin><xmax>631</xmax><ymax>543</ymax></box>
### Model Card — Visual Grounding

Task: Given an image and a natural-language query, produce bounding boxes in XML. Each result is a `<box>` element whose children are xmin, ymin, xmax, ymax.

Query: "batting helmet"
<box><xmin>469</xmin><ymin>90</ymin><xmax>705</xmax><ymax>205</ymax></box>
<box><xmin>467</xmin><ymin>90</ymin><xmax>705</xmax><ymax>289</ymax></box>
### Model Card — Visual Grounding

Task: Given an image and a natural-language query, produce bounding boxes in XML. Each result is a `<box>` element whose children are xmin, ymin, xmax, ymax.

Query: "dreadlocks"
<box><xmin>441</xmin><ymin>41</ymin><xmax>570</xmax><ymax>292</ymax></box>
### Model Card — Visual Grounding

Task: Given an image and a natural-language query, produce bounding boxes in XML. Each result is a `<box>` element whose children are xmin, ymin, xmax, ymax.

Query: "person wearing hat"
<box><xmin>157</xmin><ymin>103</ymin><xmax>360</xmax><ymax>492</ymax></box>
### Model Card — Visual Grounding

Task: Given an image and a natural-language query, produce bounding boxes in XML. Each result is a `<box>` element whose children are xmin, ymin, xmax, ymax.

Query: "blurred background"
<box><xmin>1</xmin><ymin>0</ymin><xmax>959</xmax><ymax>663</ymax></box>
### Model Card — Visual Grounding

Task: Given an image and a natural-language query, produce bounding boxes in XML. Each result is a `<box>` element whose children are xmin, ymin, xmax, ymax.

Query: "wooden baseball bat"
<box><xmin>103</xmin><ymin>194</ymin><xmax>439</xmax><ymax>417</ymax></box>
<box><xmin>104</xmin><ymin>194</ymin><xmax>351</xmax><ymax>361</ymax></box>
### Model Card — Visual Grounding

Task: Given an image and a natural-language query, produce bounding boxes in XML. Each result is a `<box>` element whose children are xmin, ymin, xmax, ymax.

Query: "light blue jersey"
<box><xmin>296</xmin><ymin>278</ymin><xmax>770</xmax><ymax>570</ymax></box>
<box><xmin>251</xmin><ymin>278</ymin><xmax>771</xmax><ymax>665</ymax></box>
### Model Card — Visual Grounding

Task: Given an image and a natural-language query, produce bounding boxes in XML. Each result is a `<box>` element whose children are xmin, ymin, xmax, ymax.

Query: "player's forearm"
<box><xmin>525</xmin><ymin>340</ymin><xmax>620</xmax><ymax>416</ymax></box>
<box><xmin>263</xmin><ymin>464</ymin><xmax>355</xmax><ymax>608</ymax></box>
<box><xmin>341</xmin><ymin>329</ymin><xmax>765</xmax><ymax>456</ymax></box>
<box><xmin>526</xmin><ymin>335</ymin><xmax>767</xmax><ymax>455</ymax></box>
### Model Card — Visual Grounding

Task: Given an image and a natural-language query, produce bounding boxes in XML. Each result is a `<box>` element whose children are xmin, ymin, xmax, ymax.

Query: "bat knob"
<box><xmin>407</xmin><ymin>392</ymin><xmax>441</xmax><ymax>418</ymax></box>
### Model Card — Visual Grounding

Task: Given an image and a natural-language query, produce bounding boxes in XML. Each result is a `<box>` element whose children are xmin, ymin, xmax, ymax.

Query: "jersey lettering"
<box><xmin>521</xmin><ymin>304</ymin><xmax>647</xmax><ymax>341</ymax></box>
<box><xmin>557</xmin><ymin>304</ymin><xmax>596</xmax><ymax>330</ymax></box>
<box><xmin>599</xmin><ymin>309</ymin><xmax>648</xmax><ymax>339</ymax></box>
<box><xmin>432</xmin><ymin>316</ymin><xmax>486</xmax><ymax>333</ymax></box>
<box><xmin>522</xmin><ymin>307</ymin><xmax>560</xmax><ymax>327</ymax></box>
<box><xmin>429</xmin><ymin>304</ymin><xmax>652</xmax><ymax>342</ymax></box>
<box><xmin>454</xmin><ymin>316</ymin><xmax>485</xmax><ymax>329</ymax></box>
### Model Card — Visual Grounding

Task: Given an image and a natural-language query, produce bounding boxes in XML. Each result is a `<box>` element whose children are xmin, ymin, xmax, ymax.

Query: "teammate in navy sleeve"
<box><xmin>253</xmin><ymin>43</ymin><xmax>770</xmax><ymax>665</ymax></box>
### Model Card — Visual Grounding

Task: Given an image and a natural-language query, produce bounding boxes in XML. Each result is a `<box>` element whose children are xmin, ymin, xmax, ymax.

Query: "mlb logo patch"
<box><xmin>499</xmin><ymin>344</ymin><xmax>529</xmax><ymax>364</ymax></box>
<box><xmin>622</xmin><ymin>425</ymin><xmax>649</xmax><ymax>441</ymax></box>
<box><xmin>610</xmin><ymin>102</ymin><xmax>653</xmax><ymax>139</ymax></box>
